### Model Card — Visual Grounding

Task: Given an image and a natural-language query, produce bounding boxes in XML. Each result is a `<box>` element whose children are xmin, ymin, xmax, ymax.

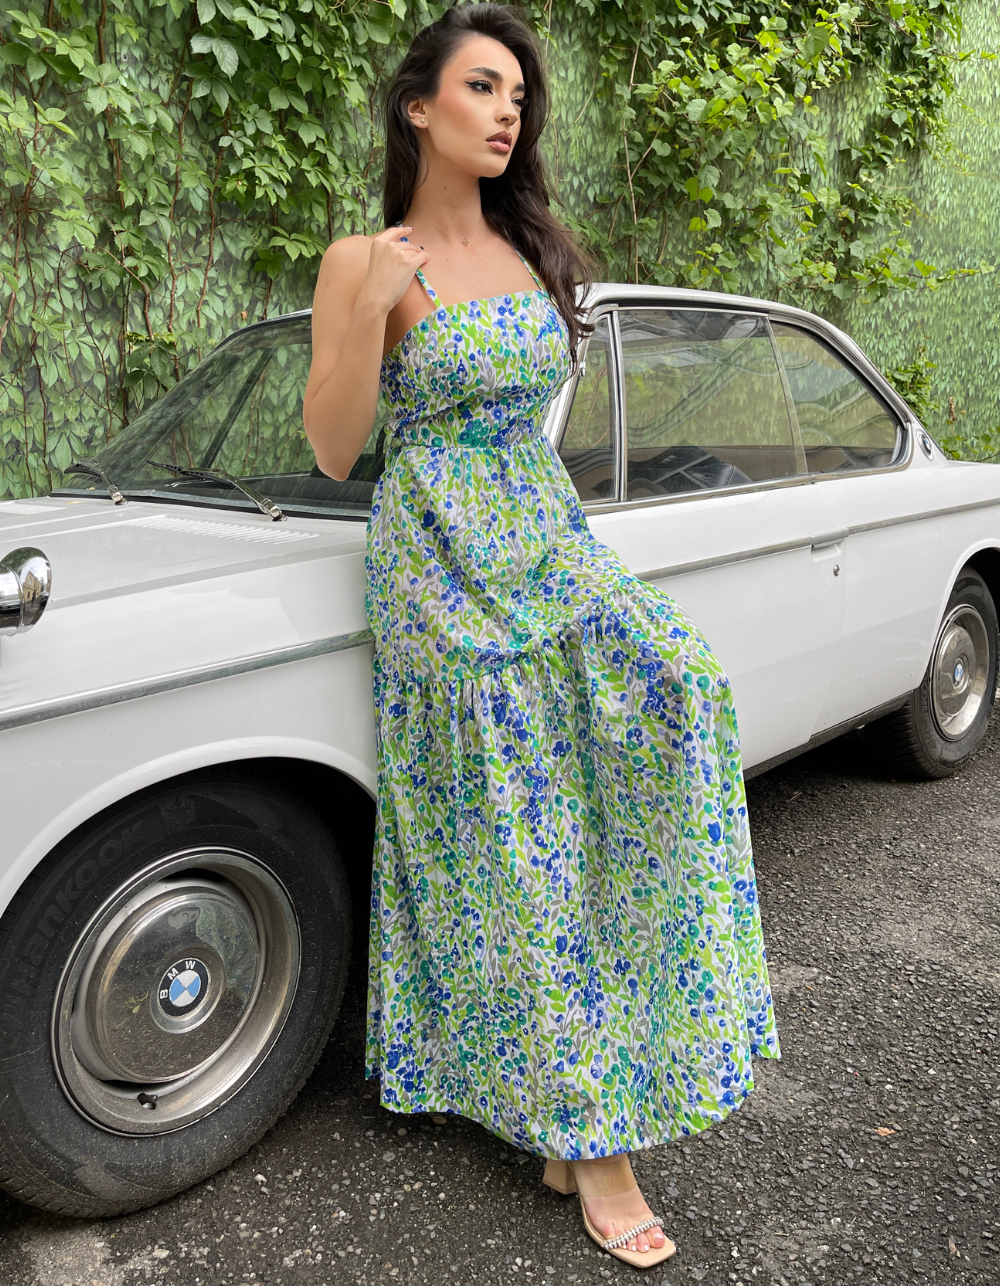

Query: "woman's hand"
<box><xmin>358</xmin><ymin>226</ymin><xmax>431</xmax><ymax>316</ymax></box>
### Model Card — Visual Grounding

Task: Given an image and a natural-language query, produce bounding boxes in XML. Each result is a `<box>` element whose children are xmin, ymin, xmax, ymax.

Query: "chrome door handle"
<box><xmin>810</xmin><ymin>529</ymin><xmax>850</xmax><ymax>551</ymax></box>
<box><xmin>0</xmin><ymin>547</ymin><xmax>52</xmax><ymax>635</ymax></box>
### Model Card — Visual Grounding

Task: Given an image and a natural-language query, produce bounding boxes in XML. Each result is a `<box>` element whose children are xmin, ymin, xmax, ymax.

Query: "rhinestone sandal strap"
<box><xmin>603</xmin><ymin>1215</ymin><xmax>664</xmax><ymax>1251</ymax></box>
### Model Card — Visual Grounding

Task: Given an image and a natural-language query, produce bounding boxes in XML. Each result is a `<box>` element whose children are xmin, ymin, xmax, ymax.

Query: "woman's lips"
<box><xmin>487</xmin><ymin>131</ymin><xmax>512</xmax><ymax>154</ymax></box>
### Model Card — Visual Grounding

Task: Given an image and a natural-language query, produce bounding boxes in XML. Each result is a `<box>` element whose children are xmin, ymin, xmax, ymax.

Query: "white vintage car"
<box><xmin>0</xmin><ymin>285</ymin><xmax>997</xmax><ymax>1217</ymax></box>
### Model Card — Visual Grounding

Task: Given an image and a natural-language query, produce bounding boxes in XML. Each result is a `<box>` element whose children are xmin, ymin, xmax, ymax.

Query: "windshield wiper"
<box><xmin>65</xmin><ymin>459</ymin><xmax>127</xmax><ymax>505</ymax></box>
<box><xmin>145</xmin><ymin>459</ymin><xmax>285</xmax><ymax>522</ymax></box>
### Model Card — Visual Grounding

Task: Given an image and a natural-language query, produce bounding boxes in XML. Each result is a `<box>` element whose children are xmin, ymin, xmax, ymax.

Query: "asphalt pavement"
<box><xmin>1</xmin><ymin>716</ymin><xmax>998</xmax><ymax>1286</ymax></box>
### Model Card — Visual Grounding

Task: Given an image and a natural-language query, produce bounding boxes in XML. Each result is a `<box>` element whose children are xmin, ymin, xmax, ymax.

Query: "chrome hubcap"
<box><xmin>930</xmin><ymin>604</ymin><xmax>990</xmax><ymax>741</ymax></box>
<box><xmin>53</xmin><ymin>849</ymin><xmax>299</xmax><ymax>1135</ymax></box>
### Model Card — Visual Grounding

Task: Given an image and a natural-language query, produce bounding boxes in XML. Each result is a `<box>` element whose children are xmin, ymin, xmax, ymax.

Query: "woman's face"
<box><xmin>408</xmin><ymin>34</ymin><xmax>526</xmax><ymax>179</ymax></box>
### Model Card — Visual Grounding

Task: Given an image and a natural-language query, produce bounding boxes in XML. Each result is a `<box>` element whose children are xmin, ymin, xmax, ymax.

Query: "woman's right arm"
<box><xmin>303</xmin><ymin>227</ymin><xmax>429</xmax><ymax>481</ymax></box>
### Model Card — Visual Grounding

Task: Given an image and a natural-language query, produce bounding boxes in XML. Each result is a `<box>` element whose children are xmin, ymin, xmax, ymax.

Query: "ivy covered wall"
<box><xmin>0</xmin><ymin>0</ymin><xmax>994</xmax><ymax>499</ymax></box>
<box><xmin>844</xmin><ymin>0</ymin><xmax>1000</xmax><ymax>455</ymax></box>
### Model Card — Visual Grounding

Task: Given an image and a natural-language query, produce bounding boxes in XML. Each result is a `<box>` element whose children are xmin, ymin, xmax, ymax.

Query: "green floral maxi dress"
<box><xmin>364</xmin><ymin>259</ymin><xmax>780</xmax><ymax>1160</ymax></box>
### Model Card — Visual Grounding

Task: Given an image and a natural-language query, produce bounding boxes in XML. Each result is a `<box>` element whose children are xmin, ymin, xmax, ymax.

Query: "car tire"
<box><xmin>867</xmin><ymin>568</ymin><xmax>998</xmax><ymax>779</ymax></box>
<box><xmin>0</xmin><ymin>769</ymin><xmax>352</xmax><ymax>1217</ymax></box>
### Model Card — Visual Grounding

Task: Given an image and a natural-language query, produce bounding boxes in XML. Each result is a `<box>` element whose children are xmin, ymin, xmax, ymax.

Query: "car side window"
<box><xmin>619</xmin><ymin>309</ymin><xmax>798</xmax><ymax>500</ymax></box>
<box><xmin>557</xmin><ymin>315</ymin><xmax>616</xmax><ymax>503</ymax></box>
<box><xmin>771</xmin><ymin>323</ymin><xmax>900</xmax><ymax>472</ymax></box>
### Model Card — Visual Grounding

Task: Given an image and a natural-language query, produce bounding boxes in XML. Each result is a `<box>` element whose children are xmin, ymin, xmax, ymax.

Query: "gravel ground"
<box><xmin>0</xmin><ymin>718</ymin><xmax>997</xmax><ymax>1286</ymax></box>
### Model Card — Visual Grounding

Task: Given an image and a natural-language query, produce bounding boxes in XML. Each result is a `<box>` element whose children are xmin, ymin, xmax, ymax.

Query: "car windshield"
<box><xmin>53</xmin><ymin>316</ymin><xmax>387</xmax><ymax>519</ymax></box>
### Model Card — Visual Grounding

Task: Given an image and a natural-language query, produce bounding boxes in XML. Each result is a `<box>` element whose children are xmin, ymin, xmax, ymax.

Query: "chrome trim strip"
<box><xmin>637</xmin><ymin>536</ymin><xmax>813</xmax><ymax>583</ymax></box>
<box><xmin>0</xmin><ymin>628</ymin><xmax>375</xmax><ymax>732</ymax></box>
<box><xmin>585</xmin><ymin>469</ymin><xmax>817</xmax><ymax>517</ymax></box>
<box><xmin>634</xmin><ymin>497</ymin><xmax>1000</xmax><ymax>583</ymax></box>
<box><xmin>845</xmin><ymin>495</ymin><xmax>1000</xmax><ymax>536</ymax></box>
<box><xmin>550</xmin><ymin>304</ymin><xmax>619</xmax><ymax>453</ymax></box>
<box><xmin>609</xmin><ymin>310</ymin><xmax>626</xmax><ymax>504</ymax></box>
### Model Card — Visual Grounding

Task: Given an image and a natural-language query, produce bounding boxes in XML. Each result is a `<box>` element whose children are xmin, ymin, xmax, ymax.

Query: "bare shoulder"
<box><xmin>317</xmin><ymin>234</ymin><xmax>372</xmax><ymax>288</ymax></box>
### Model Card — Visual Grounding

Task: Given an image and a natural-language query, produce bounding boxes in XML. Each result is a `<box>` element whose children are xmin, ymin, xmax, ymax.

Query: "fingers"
<box><xmin>372</xmin><ymin>227</ymin><xmax>428</xmax><ymax>260</ymax></box>
<box><xmin>375</xmin><ymin>225</ymin><xmax>413</xmax><ymax>243</ymax></box>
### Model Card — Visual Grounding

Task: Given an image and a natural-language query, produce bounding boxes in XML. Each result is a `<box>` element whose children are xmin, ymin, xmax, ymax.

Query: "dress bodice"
<box><xmin>379</xmin><ymin>273</ymin><xmax>572</xmax><ymax>452</ymax></box>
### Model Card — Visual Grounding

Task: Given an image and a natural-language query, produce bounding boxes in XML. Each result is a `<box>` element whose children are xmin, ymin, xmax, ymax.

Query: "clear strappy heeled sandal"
<box><xmin>542</xmin><ymin>1156</ymin><xmax>677</xmax><ymax>1270</ymax></box>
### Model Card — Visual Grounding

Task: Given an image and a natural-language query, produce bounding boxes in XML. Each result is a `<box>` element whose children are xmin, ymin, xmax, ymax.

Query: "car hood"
<box><xmin>0</xmin><ymin>495</ymin><xmax>369</xmax><ymax>600</ymax></box>
<box><xmin>0</xmin><ymin>496</ymin><xmax>371</xmax><ymax>719</ymax></box>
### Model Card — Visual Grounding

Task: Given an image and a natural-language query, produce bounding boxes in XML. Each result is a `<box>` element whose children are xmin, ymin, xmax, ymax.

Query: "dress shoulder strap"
<box><xmin>398</xmin><ymin>235</ymin><xmax>438</xmax><ymax>303</ymax></box>
<box><xmin>515</xmin><ymin>249</ymin><xmax>544</xmax><ymax>292</ymax></box>
<box><xmin>414</xmin><ymin>266</ymin><xmax>438</xmax><ymax>303</ymax></box>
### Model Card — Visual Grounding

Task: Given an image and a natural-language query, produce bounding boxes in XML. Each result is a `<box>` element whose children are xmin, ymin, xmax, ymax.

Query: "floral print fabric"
<box><xmin>364</xmin><ymin>272</ymin><xmax>779</xmax><ymax>1160</ymax></box>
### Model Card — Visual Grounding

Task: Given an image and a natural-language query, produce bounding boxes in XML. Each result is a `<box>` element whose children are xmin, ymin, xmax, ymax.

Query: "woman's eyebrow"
<box><xmin>466</xmin><ymin>65</ymin><xmax>526</xmax><ymax>93</ymax></box>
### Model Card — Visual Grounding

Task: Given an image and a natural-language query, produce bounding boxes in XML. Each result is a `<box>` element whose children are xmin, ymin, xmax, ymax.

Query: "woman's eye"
<box><xmin>468</xmin><ymin>79</ymin><xmax>492</xmax><ymax>93</ymax></box>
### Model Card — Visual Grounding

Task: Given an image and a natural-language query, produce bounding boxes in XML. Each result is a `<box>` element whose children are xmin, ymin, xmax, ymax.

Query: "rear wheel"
<box><xmin>0</xmin><ymin>771</ymin><xmax>352</xmax><ymax>1216</ymax></box>
<box><xmin>868</xmin><ymin>568</ymin><xmax>998</xmax><ymax>779</ymax></box>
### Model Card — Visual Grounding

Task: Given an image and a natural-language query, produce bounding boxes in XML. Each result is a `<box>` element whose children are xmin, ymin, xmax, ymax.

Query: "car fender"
<box><xmin>931</xmin><ymin>538</ymin><xmax>1000</xmax><ymax>670</ymax></box>
<box><xmin>0</xmin><ymin>648</ymin><xmax>378</xmax><ymax>922</ymax></box>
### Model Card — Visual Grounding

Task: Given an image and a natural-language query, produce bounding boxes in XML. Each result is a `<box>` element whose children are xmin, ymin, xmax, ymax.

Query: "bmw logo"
<box><xmin>157</xmin><ymin>958</ymin><xmax>210</xmax><ymax>1018</ymax></box>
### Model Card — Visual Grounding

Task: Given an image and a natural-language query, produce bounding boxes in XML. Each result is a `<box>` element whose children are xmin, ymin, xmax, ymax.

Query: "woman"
<box><xmin>304</xmin><ymin>3</ymin><xmax>779</xmax><ymax>1269</ymax></box>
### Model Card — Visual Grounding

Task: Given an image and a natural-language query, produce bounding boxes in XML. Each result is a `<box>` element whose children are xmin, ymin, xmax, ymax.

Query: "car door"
<box><xmin>556</xmin><ymin>304</ymin><xmax>846</xmax><ymax>771</ymax></box>
<box><xmin>768</xmin><ymin>323</ymin><xmax>939</xmax><ymax>731</ymax></box>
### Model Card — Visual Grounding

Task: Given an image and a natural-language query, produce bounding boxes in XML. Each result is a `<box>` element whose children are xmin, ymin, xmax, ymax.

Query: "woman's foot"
<box><xmin>571</xmin><ymin>1155</ymin><xmax>667</xmax><ymax>1254</ymax></box>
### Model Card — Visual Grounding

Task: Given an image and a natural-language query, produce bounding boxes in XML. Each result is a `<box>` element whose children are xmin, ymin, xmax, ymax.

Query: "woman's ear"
<box><xmin>407</xmin><ymin>98</ymin><xmax>429</xmax><ymax>130</ymax></box>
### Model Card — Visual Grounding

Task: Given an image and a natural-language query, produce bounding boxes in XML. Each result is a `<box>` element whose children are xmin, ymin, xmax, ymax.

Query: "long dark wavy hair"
<box><xmin>382</xmin><ymin>3</ymin><xmax>593</xmax><ymax>360</ymax></box>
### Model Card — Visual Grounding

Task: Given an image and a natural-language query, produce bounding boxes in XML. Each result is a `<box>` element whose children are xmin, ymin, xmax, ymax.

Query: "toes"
<box><xmin>650</xmin><ymin>1226</ymin><xmax>665</xmax><ymax>1246</ymax></box>
<box><xmin>635</xmin><ymin>1235</ymin><xmax>649</xmax><ymax>1252</ymax></box>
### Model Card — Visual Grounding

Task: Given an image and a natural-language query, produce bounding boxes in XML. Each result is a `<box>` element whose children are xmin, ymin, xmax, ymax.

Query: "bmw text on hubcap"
<box><xmin>930</xmin><ymin>604</ymin><xmax>990</xmax><ymax>741</ymax></box>
<box><xmin>52</xmin><ymin>848</ymin><xmax>299</xmax><ymax>1134</ymax></box>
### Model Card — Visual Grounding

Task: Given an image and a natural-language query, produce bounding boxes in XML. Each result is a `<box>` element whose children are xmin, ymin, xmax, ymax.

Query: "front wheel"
<box><xmin>868</xmin><ymin>568</ymin><xmax>998</xmax><ymax>779</ymax></box>
<box><xmin>0</xmin><ymin>771</ymin><xmax>352</xmax><ymax>1217</ymax></box>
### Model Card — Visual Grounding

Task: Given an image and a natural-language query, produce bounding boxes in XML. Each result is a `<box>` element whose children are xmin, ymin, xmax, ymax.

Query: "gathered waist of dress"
<box><xmin>384</xmin><ymin>415</ymin><xmax>549</xmax><ymax>455</ymax></box>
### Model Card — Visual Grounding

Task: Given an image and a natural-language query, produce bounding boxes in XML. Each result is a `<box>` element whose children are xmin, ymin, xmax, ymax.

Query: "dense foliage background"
<box><xmin>1</xmin><ymin>0</ymin><xmax>996</xmax><ymax>499</ymax></box>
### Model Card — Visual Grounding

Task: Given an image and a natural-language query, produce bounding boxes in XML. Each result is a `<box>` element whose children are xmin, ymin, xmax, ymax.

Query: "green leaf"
<box><xmin>85</xmin><ymin>86</ymin><xmax>110</xmax><ymax>114</ymax></box>
<box><xmin>0</xmin><ymin>43</ymin><xmax>31</xmax><ymax>66</ymax></box>
<box><xmin>212</xmin><ymin>38</ymin><xmax>239</xmax><ymax>78</ymax></box>
<box><xmin>197</xmin><ymin>0</ymin><xmax>216</xmax><ymax>21</ymax></box>
<box><xmin>367</xmin><ymin>3</ymin><xmax>396</xmax><ymax>45</ymax></box>
<box><xmin>296</xmin><ymin>118</ymin><xmax>325</xmax><ymax>144</ymax></box>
